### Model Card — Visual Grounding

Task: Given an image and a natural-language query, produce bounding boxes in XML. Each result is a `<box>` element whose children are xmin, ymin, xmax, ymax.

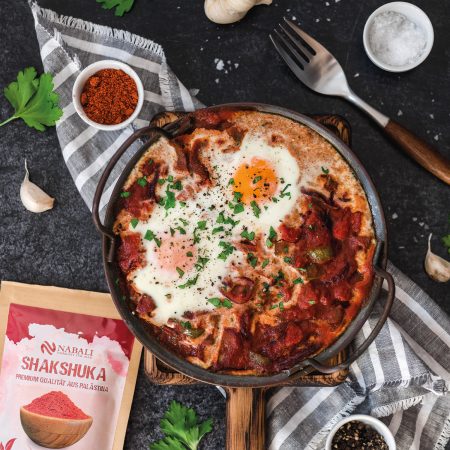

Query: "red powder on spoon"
<box><xmin>23</xmin><ymin>391</ymin><xmax>90</xmax><ymax>420</ymax></box>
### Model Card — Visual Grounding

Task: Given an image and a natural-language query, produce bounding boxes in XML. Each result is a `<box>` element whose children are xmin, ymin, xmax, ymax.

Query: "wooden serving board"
<box><xmin>144</xmin><ymin>112</ymin><xmax>352</xmax><ymax>386</ymax></box>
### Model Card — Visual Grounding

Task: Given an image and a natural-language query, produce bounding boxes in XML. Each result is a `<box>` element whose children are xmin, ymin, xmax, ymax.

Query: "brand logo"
<box><xmin>0</xmin><ymin>438</ymin><xmax>16</xmax><ymax>450</ymax></box>
<box><xmin>40</xmin><ymin>341</ymin><xmax>56</xmax><ymax>355</ymax></box>
<box><xmin>40</xmin><ymin>341</ymin><xmax>94</xmax><ymax>359</ymax></box>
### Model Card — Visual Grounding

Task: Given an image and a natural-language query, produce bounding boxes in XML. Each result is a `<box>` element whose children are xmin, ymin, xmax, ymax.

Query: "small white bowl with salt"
<box><xmin>363</xmin><ymin>2</ymin><xmax>434</xmax><ymax>72</ymax></box>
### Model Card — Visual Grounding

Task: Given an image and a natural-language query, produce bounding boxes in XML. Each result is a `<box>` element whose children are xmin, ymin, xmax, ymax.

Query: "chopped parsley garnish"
<box><xmin>280</xmin><ymin>177</ymin><xmax>285</xmax><ymax>183</ymax></box>
<box><xmin>266</xmin><ymin>226</ymin><xmax>277</xmax><ymax>248</ymax></box>
<box><xmin>309</xmin><ymin>299</ymin><xmax>316</xmax><ymax>305</ymax></box>
<box><xmin>179</xmin><ymin>218</ymin><xmax>189</xmax><ymax>226</ymax></box>
<box><xmin>298</xmin><ymin>267</ymin><xmax>307</xmax><ymax>272</ymax></box>
<box><xmin>240</xmin><ymin>229</ymin><xmax>255</xmax><ymax>241</ymax></box>
<box><xmin>178</xmin><ymin>274</ymin><xmax>199</xmax><ymax>289</ymax></box>
<box><xmin>144</xmin><ymin>229</ymin><xmax>161</xmax><ymax>247</ymax></box>
<box><xmin>308</xmin><ymin>202</ymin><xmax>313</xmax><ymax>209</ymax></box>
<box><xmin>228</xmin><ymin>178</ymin><xmax>234</xmax><ymax>185</ymax></box>
<box><xmin>233</xmin><ymin>191</ymin><xmax>243</xmax><ymax>202</ymax></box>
<box><xmin>321</xmin><ymin>166</ymin><xmax>329</xmax><ymax>174</ymax></box>
<box><xmin>217</xmin><ymin>212</ymin><xmax>239</xmax><ymax>228</ymax></box>
<box><xmin>157</xmin><ymin>178</ymin><xmax>166</xmax><ymax>185</ymax></box>
<box><xmin>208</xmin><ymin>297</ymin><xmax>233</xmax><ymax>309</ymax></box>
<box><xmin>213</xmin><ymin>226</ymin><xmax>224</xmax><ymax>234</ymax></box>
<box><xmin>170</xmin><ymin>227</ymin><xmax>175</xmax><ymax>236</ymax></box>
<box><xmin>251</xmin><ymin>201</ymin><xmax>261</xmax><ymax>218</ymax></box>
<box><xmin>120</xmin><ymin>191</ymin><xmax>130</xmax><ymax>198</ymax></box>
<box><xmin>164</xmin><ymin>190</ymin><xmax>176</xmax><ymax>210</ymax></box>
<box><xmin>233</xmin><ymin>203</ymin><xmax>244</xmax><ymax>214</ymax></box>
<box><xmin>247</xmin><ymin>253</ymin><xmax>258</xmax><ymax>268</ymax></box>
<box><xmin>193</xmin><ymin>221</ymin><xmax>207</xmax><ymax>244</ymax></box>
<box><xmin>137</xmin><ymin>177</ymin><xmax>147</xmax><ymax>187</ymax></box>
<box><xmin>283</xmin><ymin>256</ymin><xmax>293</xmax><ymax>264</ymax></box>
<box><xmin>186</xmin><ymin>251</ymin><xmax>193</xmax><ymax>257</ymax></box>
<box><xmin>175</xmin><ymin>226</ymin><xmax>186</xmax><ymax>235</ymax></box>
<box><xmin>253</xmin><ymin>176</ymin><xmax>262</xmax><ymax>184</ymax></box>
<box><xmin>279</xmin><ymin>184</ymin><xmax>292</xmax><ymax>199</ymax></box>
<box><xmin>180</xmin><ymin>321</ymin><xmax>191</xmax><ymax>329</ymax></box>
<box><xmin>195</xmin><ymin>256</ymin><xmax>209</xmax><ymax>271</ymax></box>
<box><xmin>176</xmin><ymin>267</ymin><xmax>185</xmax><ymax>278</ymax></box>
<box><xmin>171</xmin><ymin>180</ymin><xmax>182</xmax><ymax>190</ymax></box>
<box><xmin>273</xmin><ymin>270</ymin><xmax>284</xmax><ymax>285</ymax></box>
<box><xmin>293</xmin><ymin>277</ymin><xmax>304</xmax><ymax>284</ymax></box>
<box><xmin>262</xmin><ymin>282</ymin><xmax>270</xmax><ymax>292</ymax></box>
<box><xmin>130</xmin><ymin>218</ymin><xmax>139</xmax><ymax>228</ymax></box>
<box><xmin>167</xmin><ymin>175</ymin><xmax>174</xmax><ymax>182</ymax></box>
<box><xmin>261</xmin><ymin>258</ymin><xmax>270</xmax><ymax>269</ymax></box>
<box><xmin>179</xmin><ymin>201</ymin><xmax>186</xmax><ymax>207</ymax></box>
<box><xmin>218</xmin><ymin>241</ymin><xmax>235</xmax><ymax>261</ymax></box>
<box><xmin>270</xmin><ymin>302</ymin><xmax>284</xmax><ymax>311</ymax></box>
<box><xmin>272</xmin><ymin>197</ymin><xmax>279</xmax><ymax>203</ymax></box>
<box><xmin>148</xmin><ymin>158</ymin><xmax>153</xmax><ymax>165</ymax></box>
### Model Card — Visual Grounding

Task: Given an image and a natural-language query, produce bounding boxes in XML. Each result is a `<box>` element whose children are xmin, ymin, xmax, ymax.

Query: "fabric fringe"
<box><xmin>435</xmin><ymin>415</ymin><xmax>450</xmax><ymax>450</ymax></box>
<box><xmin>159</xmin><ymin>59</ymin><xmax>176</xmax><ymax>111</ymax></box>
<box><xmin>30</xmin><ymin>2</ymin><xmax>164</xmax><ymax>57</ymax></box>
<box><xmin>304</xmin><ymin>395</ymin><xmax>365</xmax><ymax>450</ymax></box>
<box><xmin>372</xmin><ymin>394</ymin><xmax>424</xmax><ymax>418</ymax></box>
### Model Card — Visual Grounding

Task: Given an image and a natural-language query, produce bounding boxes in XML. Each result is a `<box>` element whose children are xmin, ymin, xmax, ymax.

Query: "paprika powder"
<box><xmin>23</xmin><ymin>391</ymin><xmax>89</xmax><ymax>420</ymax></box>
<box><xmin>80</xmin><ymin>69</ymin><xmax>138</xmax><ymax>125</ymax></box>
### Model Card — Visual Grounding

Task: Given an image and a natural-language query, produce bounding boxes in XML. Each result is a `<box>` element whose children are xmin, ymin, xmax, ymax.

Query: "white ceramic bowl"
<box><xmin>363</xmin><ymin>2</ymin><xmax>434</xmax><ymax>72</ymax></box>
<box><xmin>72</xmin><ymin>60</ymin><xmax>144</xmax><ymax>131</ymax></box>
<box><xmin>325</xmin><ymin>414</ymin><xmax>396</xmax><ymax>450</ymax></box>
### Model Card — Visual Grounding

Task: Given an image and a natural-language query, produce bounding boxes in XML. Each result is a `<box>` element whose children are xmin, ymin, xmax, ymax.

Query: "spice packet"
<box><xmin>0</xmin><ymin>281</ymin><xmax>142</xmax><ymax>450</ymax></box>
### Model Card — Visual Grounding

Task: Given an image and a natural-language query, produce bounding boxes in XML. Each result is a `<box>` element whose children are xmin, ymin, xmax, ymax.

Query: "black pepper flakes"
<box><xmin>331</xmin><ymin>421</ymin><xmax>388</xmax><ymax>450</ymax></box>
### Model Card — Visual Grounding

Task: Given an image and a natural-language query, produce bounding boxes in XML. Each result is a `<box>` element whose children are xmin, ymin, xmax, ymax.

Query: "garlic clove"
<box><xmin>204</xmin><ymin>0</ymin><xmax>272</xmax><ymax>25</ymax></box>
<box><xmin>424</xmin><ymin>234</ymin><xmax>450</xmax><ymax>282</ymax></box>
<box><xmin>20</xmin><ymin>159</ymin><xmax>55</xmax><ymax>213</ymax></box>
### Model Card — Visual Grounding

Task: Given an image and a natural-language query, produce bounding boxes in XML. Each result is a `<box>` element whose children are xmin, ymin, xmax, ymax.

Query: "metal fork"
<box><xmin>270</xmin><ymin>19</ymin><xmax>450</xmax><ymax>185</ymax></box>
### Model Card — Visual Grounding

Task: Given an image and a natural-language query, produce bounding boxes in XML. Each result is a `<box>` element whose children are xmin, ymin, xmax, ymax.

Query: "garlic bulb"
<box><xmin>424</xmin><ymin>234</ymin><xmax>450</xmax><ymax>282</ymax></box>
<box><xmin>20</xmin><ymin>159</ymin><xmax>54</xmax><ymax>213</ymax></box>
<box><xmin>204</xmin><ymin>0</ymin><xmax>272</xmax><ymax>24</ymax></box>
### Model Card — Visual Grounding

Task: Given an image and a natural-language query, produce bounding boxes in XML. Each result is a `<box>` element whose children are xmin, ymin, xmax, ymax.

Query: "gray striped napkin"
<box><xmin>31</xmin><ymin>4</ymin><xmax>450</xmax><ymax>449</ymax></box>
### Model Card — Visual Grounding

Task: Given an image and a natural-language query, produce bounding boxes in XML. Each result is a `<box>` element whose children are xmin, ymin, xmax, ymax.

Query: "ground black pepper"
<box><xmin>331</xmin><ymin>420</ymin><xmax>389</xmax><ymax>449</ymax></box>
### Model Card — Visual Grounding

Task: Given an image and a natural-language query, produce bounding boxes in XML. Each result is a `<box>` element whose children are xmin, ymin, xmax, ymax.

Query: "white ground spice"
<box><xmin>369</xmin><ymin>11</ymin><xmax>427</xmax><ymax>66</ymax></box>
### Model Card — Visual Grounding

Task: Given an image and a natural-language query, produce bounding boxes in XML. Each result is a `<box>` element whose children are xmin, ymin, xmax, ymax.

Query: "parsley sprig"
<box><xmin>208</xmin><ymin>297</ymin><xmax>233</xmax><ymax>309</ymax></box>
<box><xmin>150</xmin><ymin>400</ymin><xmax>213</xmax><ymax>450</ymax></box>
<box><xmin>1</xmin><ymin>67</ymin><xmax>62</xmax><ymax>131</ymax></box>
<box><xmin>97</xmin><ymin>0</ymin><xmax>135</xmax><ymax>16</ymax></box>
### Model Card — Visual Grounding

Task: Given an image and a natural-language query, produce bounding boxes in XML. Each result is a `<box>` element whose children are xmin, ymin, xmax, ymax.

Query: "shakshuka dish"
<box><xmin>114</xmin><ymin>109</ymin><xmax>375</xmax><ymax>375</ymax></box>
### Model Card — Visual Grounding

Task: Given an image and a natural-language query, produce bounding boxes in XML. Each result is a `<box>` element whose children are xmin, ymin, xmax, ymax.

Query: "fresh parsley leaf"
<box><xmin>321</xmin><ymin>166</ymin><xmax>329</xmax><ymax>175</ymax></box>
<box><xmin>212</xmin><ymin>226</ymin><xmax>224</xmax><ymax>234</ymax></box>
<box><xmin>218</xmin><ymin>241</ymin><xmax>235</xmax><ymax>261</ymax></box>
<box><xmin>186</xmin><ymin>251</ymin><xmax>193</xmax><ymax>257</ymax></box>
<box><xmin>150</xmin><ymin>401</ymin><xmax>213</xmax><ymax>450</ymax></box>
<box><xmin>261</xmin><ymin>258</ymin><xmax>270</xmax><ymax>268</ymax></box>
<box><xmin>180</xmin><ymin>321</ymin><xmax>191</xmax><ymax>329</ymax></box>
<box><xmin>197</xmin><ymin>221</ymin><xmax>207</xmax><ymax>230</ymax></box>
<box><xmin>97</xmin><ymin>0</ymin><xmax>135</xmax><ymax>16</ymax></box>
<box><xmin>167</xmin><ymin>175</ymin><xmax>174</xmax><ymax>182</ymax></box>
<box><xmin>193</xmin><ymin>221</ymin><xmax>207</xmax><ymax>244</ymax></box>
<box><xmin>158</xmin><ymin>179</ymin><xmax>166</xmax><ymax>185</ymax></box>
<box><xmin>228</xmin><ymin>178</ymin><xmax>234</xmax><ymax>185</ymax></box>
<box><xmin>137</xmin><ymin>177</ymin><xmax>147</xmax><ymax>187</ymax></box>
<box><xmin>178</xmin><ymin>274</ymin><xmax>199</xmax><ymax>289</ymax></box>
<box><xmin>253</xmin><ymin>176</ymin><xmax>262</xmax><ymax>184</ymax></box>
<box><xmin>164</xmin><ymin>191</ymin><xmax>176</xmax><ymax>210</ymax></box>
<box><xmin>266</xmin><ymin>226</ymin><xmax>277</xmax><ymax>248</ymax></box>
<box><xmin>208</xmin><ymin>298</ymin><xmax>221</xmax><ymax>307</ymax></box>
<box><xmin>144</xmin><ymin>229</ymin><xmax>161</xmax><ymax>247</ymax></box>
<box><xmin>251</xmin><ymin>201</ymin><xmax>261</xmax><ymax>218</ymax></box>
<box><xmin>272</xmin><ymin>197</ymin><xmax>279</xmax><ymax>203</ymax></box>
<box><xmin>195</xmin><ymin>256</ymin><xmax>209</xmax><ymax>271</ymax></box>
<box><xmin>240</xmin><ymin>229</ymin><xmax>255</xmax><ymax>241</ymax></box>
<box><xmin>442</xmin><ymin>234</ymin><xmax>450</xmax><ymax>254</ymax></box>
<box><xmin>293</xmin><ymin>277</ymin><xmax>304</xmax><ymax>284</ymax></box>
<box><xmin>208</xmin><ymin>297</ymin><xmax>233</xmax><ymax>309</ymax></box>
<box><xmin>309</xmin><ymin>299</ymin><xmax>316</xmax><ymax>305</ymax></box>
<box><xmin>233</xmin><ymin>203</ymin><xmax>244</xmax><ymax>214</ymax></box>
<box><xmin>216</xmin><ymin>212</ymin><xmax>239</xmax><ymax>228</ymax></box>
<box><xmin>1</xmin><ymin>67</ymin><xmax>62</xmax><ymax>131</ymax></box>
<box><xmin>170</xmin><ymin>227</ymin><xmax>175</xmax><ymax>237</ymax></box>
<box><xmin>284</xmin><ymin>256</ymin><xmax>293</xmax><ymax>264</ymax></box>
<box><xmin>120</xmin><ymin>191</ymin><xmax>130</xmax><ymax>198</ymax></box>
<box><xmin>279</xmin><ymin>184</ymin><xmax>292</xmax><ymax>199</ymax></box>
<box><xmin>130</xmin><ymin>218</ymin><xmax>139</xmax><ymax>228</ymax></box>
<box><xmin>176</xmin><ymin>267</ymin><xmax>185</xmax><ymax>278</ymax></box>
<box><xmin>247</xmin><ymin>253</ymin><xmax>258</xmax><ymax>268</ymax></box>
<box><xmin>270</xmin><ymin>302</ymin><xmax>284</xmax><ymax>311</ymax></box>
<box><xmin>179</xmin><ymin>218</ymin><xmax>189</xmax><ymax>226</ymax></box>
<box><xmin>172</xmin><ymin>180</ymin><xmax>182</xmax><ymax>190</ymax></box>
<box><xmin>233</xmin><ymin>191</ymin><xmax>243</xmax><ymax>202</ymax></box>
<box><xmin>222</xmin><ymin>299</ymin><xmax>233</xmax><ymax>309</ymax></box>
<box><xmin>175</xmin><ymin>226</ymin><xmax>186</xmax><ymax>235</ymax></box>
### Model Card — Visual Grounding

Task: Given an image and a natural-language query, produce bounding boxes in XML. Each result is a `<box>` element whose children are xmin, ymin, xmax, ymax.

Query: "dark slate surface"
<box><xmin>0</xmin><ymin>0</ymin><xmax>449</xmax><ymax>449</ymax></box>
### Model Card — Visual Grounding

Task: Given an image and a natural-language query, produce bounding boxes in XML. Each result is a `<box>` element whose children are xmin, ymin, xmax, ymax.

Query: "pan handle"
<box><xmin>92</xmin><ymin>125</ymin><xmax>167</xmax><ymax>262</ymax></box>
<box><xmin>304</xmin><ymin>266</ymin><xmax>395</xmax><ymax>374</ymax></box>
<box><xmin>225</xmin><ymin>387</ymin><xmax>266</xmax><ymax>450</ymax></box>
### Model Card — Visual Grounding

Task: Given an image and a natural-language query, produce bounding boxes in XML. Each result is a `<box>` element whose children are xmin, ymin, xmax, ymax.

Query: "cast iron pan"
<box><xmin>93</xmin><ymin>103</ymin><xmax>395</xmax><ymax>450</ymax></box>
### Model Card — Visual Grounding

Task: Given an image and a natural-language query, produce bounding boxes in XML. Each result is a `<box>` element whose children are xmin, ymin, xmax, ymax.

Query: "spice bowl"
<box><xmin>72</xmin><ymin>60</ymin><xmax>144</xmax><ymax>131</ymax></box>
<box><xmin>363</xmin><ymin>2</ymin><xmax>434</xmax><ymax>72</ymax></box>
<box><xmin>325</xmin><ymin>414</ymin><xmax>396</xmax><ymax>450</ymax></box>
<box><xmin>20</xmin><ymin>407</ymin><xmax>93</xmax><ymax>448</ymax></box>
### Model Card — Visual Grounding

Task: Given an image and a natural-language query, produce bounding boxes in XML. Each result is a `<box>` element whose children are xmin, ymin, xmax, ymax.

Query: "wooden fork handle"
<box><xmin>384</xmin><ymin>119</ymin><xmax>450</xmax><ymax>185</ymax></box>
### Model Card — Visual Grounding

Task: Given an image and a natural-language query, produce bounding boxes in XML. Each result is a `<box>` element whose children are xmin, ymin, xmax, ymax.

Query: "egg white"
<box><xmin>131</xmin><ymin>133</ymin><xmax>300</xmax><ymax>325</ymax></box>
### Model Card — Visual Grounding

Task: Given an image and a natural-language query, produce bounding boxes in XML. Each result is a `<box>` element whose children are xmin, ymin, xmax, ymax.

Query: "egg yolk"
<box><xmin>232</xmin><ymin>158</ymin><xmax>278</xmax><ymax>204</ymax></box>
<box><xmin>155</xmin><ymin>235</ymin><xmax>197</xmax><ymax>275</ymax></box>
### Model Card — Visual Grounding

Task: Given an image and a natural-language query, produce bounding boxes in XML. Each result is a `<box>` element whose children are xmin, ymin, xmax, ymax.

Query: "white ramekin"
<box><xmin>72</xmin><ymin>60</ymin><xmax>144</xmax><ymax>131</ymax></box>
<box><xmin>325</xmin><ymin>414</ymin><xmax>396</xmax><ymax>450</ymax></box>
<box><xmin>363</xmin><ymin>2</ymin><xmax>434</xmax><ymax>73</ymax></box>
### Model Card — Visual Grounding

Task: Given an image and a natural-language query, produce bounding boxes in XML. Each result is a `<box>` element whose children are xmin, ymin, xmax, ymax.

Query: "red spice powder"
<box><xmin>80</xmin><ymin>68</ymin><xmax>138</xmax><ymax>125</ymax></box>
<box><xmin>24</xmin><ymin>391</ymin><xmax>90</xmax><ymax>420</ymax></box>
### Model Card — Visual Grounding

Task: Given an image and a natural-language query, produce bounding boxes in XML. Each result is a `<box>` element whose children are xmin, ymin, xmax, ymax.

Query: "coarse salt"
<box><xmin>369</xmin><ymin>11</ymin><xmax>427</xmax><ymax>67</ymax></box>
